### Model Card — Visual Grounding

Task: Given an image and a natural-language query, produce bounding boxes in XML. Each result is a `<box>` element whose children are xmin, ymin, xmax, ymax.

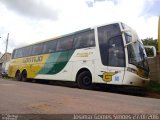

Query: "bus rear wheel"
<box><xmin>21</xmin><ymin>70</ymin><xmax>27</xmax><ymax>82</ymax></box>
<box><xmin>15</xmin><ymin>71</ymin><xmax>21</xmax><ymax>81</ymax></box>
<box><xmin>77</xmin><ymin>71</ymin><xmax>92</xmax><ymax>89</ymax></box>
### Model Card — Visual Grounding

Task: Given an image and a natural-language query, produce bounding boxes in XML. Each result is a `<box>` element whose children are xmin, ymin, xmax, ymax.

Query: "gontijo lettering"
<box><xmin>23</xmin><ymin>56</ymin><xmax>43</xmax><ymax>63</ymax></box>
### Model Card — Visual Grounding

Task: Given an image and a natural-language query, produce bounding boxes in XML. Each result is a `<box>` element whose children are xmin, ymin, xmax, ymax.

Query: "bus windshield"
<box><xmin>122</xmin><ymin>22</ymin><xmax>149</xmax><ymax>72</ymax></box>
<box><xmin>125</xmin><ymin>33</ymin><xmax>149</xmax><ymax>71</ymax></box>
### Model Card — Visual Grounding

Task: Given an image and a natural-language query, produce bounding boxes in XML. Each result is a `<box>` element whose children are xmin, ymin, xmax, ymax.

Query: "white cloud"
<box><xmin>0</xmin><ymin>0</ymin><xmax>60</xmax><ymax>20</ymax></box>
<box><xmin>0</xmin><ymin>0</ymin><xmax>159</xmax><ymax>53</ymax></box>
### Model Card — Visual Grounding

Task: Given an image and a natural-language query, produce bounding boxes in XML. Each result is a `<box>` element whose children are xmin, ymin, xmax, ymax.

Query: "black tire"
<box><xmin>32</xmin><ymin>79</ymin><xmax>37</xmax><ymax>83</ymax></box>
<box><xmin>77</xmin><ymin>71</ymin><xmax>92</xmax><ymax>89</ymax></box>
<box><xmin>15</xmin><ymin>71</ymin><xmax>21</xmax><ymax>81</ymax></box>
<box><xmin>21</xmin><ymin>71</ymin><xmax>27</xmax><ymax>82</ymax></box>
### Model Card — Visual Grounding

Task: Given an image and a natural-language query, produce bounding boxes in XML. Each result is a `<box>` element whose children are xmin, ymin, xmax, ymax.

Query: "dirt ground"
<box><xmin>0</xmin><ymin>78</ymin><xmax>160</xmax><ymax>119</ymax></box>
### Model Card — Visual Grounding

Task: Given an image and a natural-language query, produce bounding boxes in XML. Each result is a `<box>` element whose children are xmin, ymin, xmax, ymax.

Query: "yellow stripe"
<box><xmin>158</xmin><ymin>16</ymin><xmax>160</xmax><ymax>53</ymax></box>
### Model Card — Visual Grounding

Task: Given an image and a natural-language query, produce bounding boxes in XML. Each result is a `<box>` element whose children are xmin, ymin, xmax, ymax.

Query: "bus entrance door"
<box><xmin>105</xmin><ymin>36</ymin><xmax>125</xmax><ymax>85</ymax></box>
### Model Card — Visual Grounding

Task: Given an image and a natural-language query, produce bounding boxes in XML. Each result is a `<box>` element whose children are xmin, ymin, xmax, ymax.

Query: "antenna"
<box><xmin>158</xmin><ymin>16</ymin><xmax>160</xmax><ymax>53</ymax></box>
<box><xmin>5</xmin><ymin>33</ymin><xmax>9</xmax><ymax>53</ymax></box>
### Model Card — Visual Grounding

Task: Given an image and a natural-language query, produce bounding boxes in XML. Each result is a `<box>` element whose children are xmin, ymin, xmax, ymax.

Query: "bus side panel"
<box><xmin>36</xmin><ymin>48</ymin><xmax>96</xmax><ymax>82</ymax></box>
<box><xmin>35</xmin><ymin>50</ymin><xmax>74</xmax><ymax>81</ymax></box>
<box><xmin>35</xmin><ymin>61</ymin><xmax>73</xmax><ymax>81</ymax></box>
<box><xmin>8</xmin><ymin>54</ymin><xmax>50</xmax><ymax>79</ymax></box>
<box><xmin>36</xmin><ymin>47</ymin><xmax>95</xmax><ymax>81</ymax></box>
<box><xmin>8</xmin><ymin>59</ymin><xmax>23</xmax><ymax>78</ymax></box>
<box><xmin>71</xmin><ymin>48</ymin><xmax>96</xmax><ymax>82</ymax></box>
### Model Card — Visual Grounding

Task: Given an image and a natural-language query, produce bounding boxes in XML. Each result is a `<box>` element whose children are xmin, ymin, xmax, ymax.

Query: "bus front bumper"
<box><xmin>122</xmin><ymin>71</ymin><xmax>150</xmax><ymax>87</ymax></box>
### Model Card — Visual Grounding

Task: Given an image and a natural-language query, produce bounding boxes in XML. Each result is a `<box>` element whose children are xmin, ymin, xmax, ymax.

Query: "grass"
<box><xmin>147</xmin><ymin>81</ymin><xmax>160</xmax><ymax>93</ymax></box>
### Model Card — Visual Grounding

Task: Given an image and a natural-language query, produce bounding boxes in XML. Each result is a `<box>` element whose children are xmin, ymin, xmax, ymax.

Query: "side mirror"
<box><xmin>144</xmin><ymin>46</ymin><xmax>156</xmax><ymax>58</ymax></box>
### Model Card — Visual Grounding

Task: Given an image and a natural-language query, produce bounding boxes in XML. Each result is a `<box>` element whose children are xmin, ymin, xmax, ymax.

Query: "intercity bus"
<box><xmin>8</xmin><ymin>22</ymin><xmax>150</xmax><ymax>89</ymax></box>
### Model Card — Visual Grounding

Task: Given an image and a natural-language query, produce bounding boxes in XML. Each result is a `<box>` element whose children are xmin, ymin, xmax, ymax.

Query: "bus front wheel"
<box><xmin>77</xmin><ymin>71</ymin><xmax>92</xmax><ymax>89</ymax></box>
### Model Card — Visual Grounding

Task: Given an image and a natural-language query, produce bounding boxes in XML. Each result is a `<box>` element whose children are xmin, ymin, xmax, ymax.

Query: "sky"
<box><xmin>0</xmin><ymin>0</ymin><xmax>159</xmax><ymax>53</ymax></box>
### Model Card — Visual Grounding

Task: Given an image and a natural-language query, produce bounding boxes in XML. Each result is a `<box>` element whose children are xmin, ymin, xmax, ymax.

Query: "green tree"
<box><xmin>141</xmin><ymin>38</ymin><xmax>158</xmax><ymax>50</ymax></box>
<box><xmin>142</xmin><ymin>38</ymin><xmax>158</xmax><ymax>57</ymax></box>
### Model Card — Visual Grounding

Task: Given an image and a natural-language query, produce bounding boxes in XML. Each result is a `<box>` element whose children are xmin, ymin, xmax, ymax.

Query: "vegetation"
<box><xmin>142</xmin><ymin>38</ymin><xmax>158</xmax><ymax>50</ymax></box>
<box><xmin>142</xmin><ymin>38</ymin><xmax>158</xmax><ymax>57</ymax></box>
<box><xmin>142</xmin><ymin>38</ymin><xmax>160</xmax><ymax>93</ymax></box>
<box><xmin>147</xmin><ymin>81</ymin><xmax>160</xmax><ymax>93</ymax></box>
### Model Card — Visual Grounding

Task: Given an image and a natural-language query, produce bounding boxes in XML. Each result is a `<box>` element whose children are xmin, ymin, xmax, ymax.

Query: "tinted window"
<box><xmin>127</xmin><ymin>41</ymin><xmax>149</xmax><ymax>71</ymax></box>
<box><xmin>43</xmin><ymin>40</ymin><xmax>57</xmax><ymax>53</ymax></box>
<box><xmin>98</xmin><ymin>24</ymin><xmax>125</xmax><ymax>66</ymax></box>
<box><xmin>31</xmin><ymin>43</ymin><xmax>44</xmax><ymax>55</ymax></box>
<box><xmin>108</xmin><ymin>36</ymin><xmax>125</xmax><ymax>67</ymax></box>
<box><xmin>56</xmin><ymin>36</ymin><xmax>73</xmax><ymax>51</ymax></box>
<box><xmin>14</xmin><ymin>48</ymin><xmax>23</xmax><ymax>58</ymax></box>
<box><xmin>74</xmin><ymin>30</ymin><xmax>95</xmax><ymax>49</ymax></box>
<box><xmin>22</xmin><ymin>46</ymin><xmax>32</xmax><ymax>57</ymax></box>
<box><xmin>98</xmin><ymin>24</ymin><xmax>121</xmax><ymax>43</ymax></box>
<box><xmin>124</xmin><ymin>32</ymin><xmax>132</xmax><ymax>44</ymax></box>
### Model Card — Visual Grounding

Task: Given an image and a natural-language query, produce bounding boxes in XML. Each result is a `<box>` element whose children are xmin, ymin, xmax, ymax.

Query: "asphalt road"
<box><xmin>0</xmin><ymin>78</ymin><xmax>160</xmax><ymax>115</ymax></box>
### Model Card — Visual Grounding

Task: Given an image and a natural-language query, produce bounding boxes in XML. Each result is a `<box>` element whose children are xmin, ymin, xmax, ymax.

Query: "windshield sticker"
<box><xmin>115</xmin><ymin>76</ymin><xmax>119</xmax><ymax>81</ymax></box>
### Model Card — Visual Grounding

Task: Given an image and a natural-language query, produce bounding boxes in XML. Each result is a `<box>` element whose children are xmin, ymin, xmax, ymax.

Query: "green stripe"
<box><xmin>38</xmin><ymin>50</ymin><xmax>75</xmax><ymax>74</ymax></box>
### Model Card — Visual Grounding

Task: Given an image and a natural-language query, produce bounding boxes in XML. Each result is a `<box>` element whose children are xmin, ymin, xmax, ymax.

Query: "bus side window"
<box><xmin>14</xmin><ymin>48</ymin><xmax>23</xmax><ymax>58</ymax></box>
<box><xmin>73</xmin><ymin>30</ymin><xmax>95</xmax><ymax>49</ymax></box>
<box><xmin>43</xmin><ymin>40</ymin><xmax>57</xmax><ymax>53</ymax></box>
<box><xmin>31</xmin><ymin>43</ymin><xmax>44</xmax><ymax>55</ymax></box>
<box><xmin>22</xmin><ymin>46</ymin><xmax>32</xmax><ymax>57</ymax></box>
<box><xmin>56</xmin><ymin>36</ymin><xmax>73</xmax><ymax>51</ymax></box>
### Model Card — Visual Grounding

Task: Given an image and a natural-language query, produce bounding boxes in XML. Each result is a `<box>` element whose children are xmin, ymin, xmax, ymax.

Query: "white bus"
<box><xmin>8</xmin><ymin>22</ymin><xmax>150</xmax><ymax>89</ymax></box>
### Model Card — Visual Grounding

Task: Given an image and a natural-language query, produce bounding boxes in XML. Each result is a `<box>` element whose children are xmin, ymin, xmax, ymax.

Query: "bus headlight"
<box><xmin>127</xmin><ymin>67</ymin><xmax>137</xmax><ymax>74</ymax></box>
